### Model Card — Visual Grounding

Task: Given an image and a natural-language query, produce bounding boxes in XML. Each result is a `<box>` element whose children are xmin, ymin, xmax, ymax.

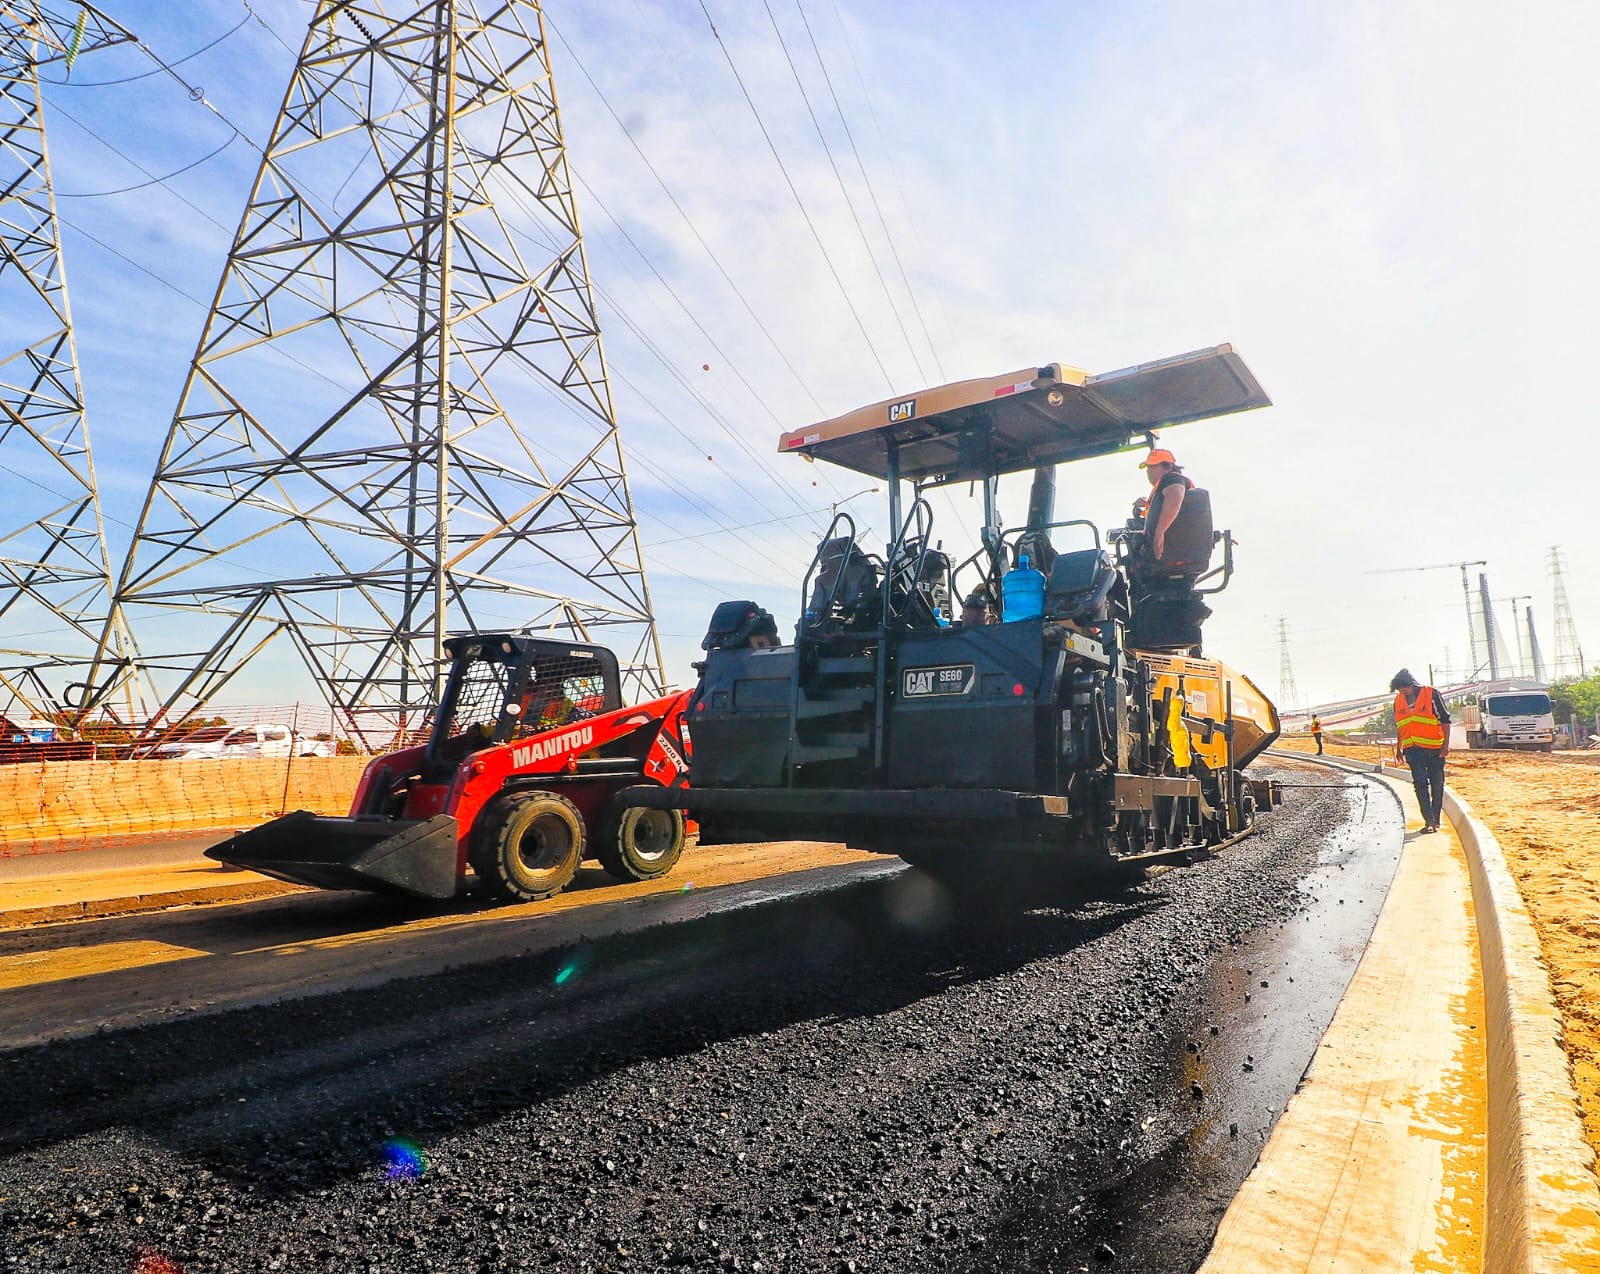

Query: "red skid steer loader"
<box><xmin>206</xmin><ymin>634</ymin><xmax>694</xmax><ymax>902</ymax></box>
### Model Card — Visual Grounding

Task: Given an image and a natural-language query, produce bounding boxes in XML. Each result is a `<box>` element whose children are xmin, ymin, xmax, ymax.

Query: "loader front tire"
<box><xmin>594</xmin><ymin>798</ymin><xmax>685</xmax><ymax>882</ymax></box>
<box><xmin>471</xmin><ymin>792</ymin><xmax>585</xmax><ymax>903</ymax></box>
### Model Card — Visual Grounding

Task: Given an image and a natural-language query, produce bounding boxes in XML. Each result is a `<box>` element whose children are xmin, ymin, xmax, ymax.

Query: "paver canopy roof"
<box><xmin>778</xmin><ymin>344</ymin><xmax>1270</xmax><ymax>483</ymax></box>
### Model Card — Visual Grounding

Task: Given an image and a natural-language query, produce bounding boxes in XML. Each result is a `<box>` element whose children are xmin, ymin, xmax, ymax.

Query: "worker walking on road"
<box><xmin>1310</xmin><ymin>714</ymin><xmax>1324</xmax><ymax>755</ymax></box>
<box><xmin>1391</xmin><ymin>669</ymin><xmax>1450</xmax><ymax>833</ymax></box>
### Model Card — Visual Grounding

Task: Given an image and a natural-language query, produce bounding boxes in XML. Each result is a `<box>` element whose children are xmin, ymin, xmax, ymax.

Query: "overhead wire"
<box><xmin>795</xmin><ymin>0</ymin><xmax>945</xmax><ymax>381</ymax></box>
<box><xmin>502</xmin><ymin>178</ymin><xmax>844</xmax><ymax>518</ymax></box>
<box><xmin>764</xmin><ymin>0</ymin><xmax>971</xmax><ymax>541</ymax></box>
<box><xmin>543</xmin><ymin>13</ymin><xmax>828</xmax><ymax>417</ymax></box>
<box><xmin>39</xmin><ymin>13</ymin><xmax>249</xmax><ymax>86</ymax></box>
<box><xmin>821</xmin><ymin>0</ymin><xmax>947</xmax><ymax>374</ymax></box>
<box><xmin>38</xmin><ymin>7</ymin><xmax>907</xmax><ymax>603</ymax></box>
<box><xmin>55</xmin><ymin>133</ymin><xmax>237</xmax><ymax>197</ymax></box>
<box><xmin>483</xmin><ymin>169</ymin><xmax>851</xmax><ymax>545</ymax></box>
<box><xmin>542</xmin><ymin>6</ymin><xmax>970</xmax><ymax>559</ymax></box>
<box><xmin>694</xmin><ymin>0</ymin><xmax>897</xmax><ymax>392</ymax></box>
<box><xmin>43</xmin><ymin>19</ymin><xmax>821</xmax><ymax>595</ymax></box>
<box><xmin>234</xmin><ymin>0</ymin><xmax>299</xmax><ymax>57</ymax></box>
<box><xmin>760</xmin><ymin>0</ymin><xmax>927</xmax><ymax>384</ymax></box>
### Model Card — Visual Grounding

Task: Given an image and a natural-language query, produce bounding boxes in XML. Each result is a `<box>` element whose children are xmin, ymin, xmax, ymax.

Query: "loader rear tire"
<box><xmin>594</xmin><ymin>798</ymin><xmax>685</xmax><ymax>882</ymax></box>
<box><xmin>471</xmin><ymin>792</ymin><xmax>585</xmax><ymax>903</ymax></box>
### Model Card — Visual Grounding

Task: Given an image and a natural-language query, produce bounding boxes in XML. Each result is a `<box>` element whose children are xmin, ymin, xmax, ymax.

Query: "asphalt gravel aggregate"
<box><xmin>0</xmin><ymin>766</ymin><xmax>1396</xmax><ymax>1273</ymax></box>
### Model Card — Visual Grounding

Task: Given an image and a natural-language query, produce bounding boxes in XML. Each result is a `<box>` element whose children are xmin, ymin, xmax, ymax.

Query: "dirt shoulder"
<box><xmin>1278</xmin><ymin>734</ymin><xmax>1600</xmax><ymax>1160</ymax></box>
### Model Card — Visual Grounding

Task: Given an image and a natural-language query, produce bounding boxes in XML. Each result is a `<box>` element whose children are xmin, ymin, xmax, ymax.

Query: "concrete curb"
<box><xmin>1440</xmin><ymin>783</ymin><xmax>1600</xmax><ymax>1271</ymax></box>
<box><xmin>1268</xmin><ymin>748</ymin><xmax>1600</xmax><ymax>1267</ymax></box>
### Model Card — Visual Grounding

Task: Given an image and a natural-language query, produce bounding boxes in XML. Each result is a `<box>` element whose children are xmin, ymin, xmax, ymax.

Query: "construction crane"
<box><xmin>1493</xmin><ymin>595</ymin><xmax>1532</xmax><ymax>680</ymax></box>
<box><xmin>1365</xmin><ymin>560</ymin><xmax>1487</xmax><ymax>676</ymax></box>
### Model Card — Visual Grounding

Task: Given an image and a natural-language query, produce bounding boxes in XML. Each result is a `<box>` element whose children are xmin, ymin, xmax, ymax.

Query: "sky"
<box><xmin>7</xmin><ymin>0</ymin><xmax>1598</xmax><ymax>717</ymax></box>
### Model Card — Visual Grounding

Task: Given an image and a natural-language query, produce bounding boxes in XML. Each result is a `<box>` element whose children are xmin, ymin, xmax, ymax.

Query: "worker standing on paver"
<box><xmin>1310</xmin><ymin>713</ymin><xmax>1324</xmax><ymax>755</ymax></box>
<box><xmin>1391</xmin><ymin>669</ymin><xmax>1450</xmax><ymax>832</ymax></box>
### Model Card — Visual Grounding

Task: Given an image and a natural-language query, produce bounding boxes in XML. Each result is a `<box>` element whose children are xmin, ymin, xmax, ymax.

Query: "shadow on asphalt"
<box><xmin>2</xmin><ymin>867</ymin><xmax>1165</xmax><ymax>1196</ymax></box>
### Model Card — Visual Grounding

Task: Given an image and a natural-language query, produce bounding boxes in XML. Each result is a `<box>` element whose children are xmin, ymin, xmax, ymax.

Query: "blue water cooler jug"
<box><xmin>1002</xmin><ymin>553</ymin><xmax>1046</xmax><ymax>622</ymax></box>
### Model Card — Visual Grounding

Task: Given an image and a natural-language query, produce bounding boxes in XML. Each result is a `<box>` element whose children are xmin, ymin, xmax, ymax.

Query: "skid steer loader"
<box><xmin>207</xmin><ymin>634</ymin><xmax>693</xmax><ymax>902</ymax></box>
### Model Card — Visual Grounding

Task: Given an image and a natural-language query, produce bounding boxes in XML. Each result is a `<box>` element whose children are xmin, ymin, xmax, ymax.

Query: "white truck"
<box><xmin>152</xmin><ymin>723</ymin><xmax>337</xmax><ymax>760</ymax></box>
<box><xmin>1461</xmin><ymin>688</ymin><xmax>1555</xmax><ymax>752</ymax></box>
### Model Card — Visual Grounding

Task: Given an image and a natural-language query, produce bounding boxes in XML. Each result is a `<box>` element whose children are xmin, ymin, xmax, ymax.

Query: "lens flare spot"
<box><xmin>680</xmin><ymin>881</ymin><xmax>694</xmax><ymax>892</ymax></box>
<box><xmin>382</xmin><ymin>1138</ymin><xmax>428</xmax><ymax>1181</ymax></box>
<box><xmin>554</xmin><ymin>963</ymin><xmax>577</xmax><ymax>985</ymax></box>
<box><xmin>134</xmin><ymin>1252</ymin><xmax>184</xmax><ymax>1274</ymax></box>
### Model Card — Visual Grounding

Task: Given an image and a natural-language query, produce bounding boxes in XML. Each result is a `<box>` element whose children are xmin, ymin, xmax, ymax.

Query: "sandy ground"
<box><xmin>1280</xmin><ymin>733</ymin><xmax>1600</xmax><ymax>1159</ymax></box>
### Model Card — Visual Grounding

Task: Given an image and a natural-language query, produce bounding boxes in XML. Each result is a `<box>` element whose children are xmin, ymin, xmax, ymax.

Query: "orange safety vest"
<box><xmin>1394</xmin><ymin>686</ymin><xmax>1445</xmax><ymax>750</ymax></box>
<box><xmin>1310</xmin><ymin>718</ymin><xmax>1322</xmax><ymax>734</ymax></box>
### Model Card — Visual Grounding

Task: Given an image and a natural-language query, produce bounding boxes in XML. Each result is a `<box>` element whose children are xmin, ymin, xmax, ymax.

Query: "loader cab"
<box><xmin>427</xmin><ymin>634</ymin><xmax>621</xmax><ymax>777</ymax></box>
<box><xmin>689</xmin><ymin>345</ymin><xmax>1271</xmax><ymax>802</ymax></box>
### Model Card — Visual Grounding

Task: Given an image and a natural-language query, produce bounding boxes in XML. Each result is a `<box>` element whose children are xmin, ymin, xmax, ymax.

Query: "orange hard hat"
<box><xmin>1139</xmin><ymin>448</ymin><xmax>1177</xmax><ymax>468</ymax></box>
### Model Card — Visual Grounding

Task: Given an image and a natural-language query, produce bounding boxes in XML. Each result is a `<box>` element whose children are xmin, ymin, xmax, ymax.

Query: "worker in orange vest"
<box><xmin>1391</xmin><ymin>668</ymin><xmax>1451</xmax><ymax>833</ymax></box>
<box><xmin>1310</xmin><ymin>714</ymin><xmax>1324</xmax><ymax>755</ymax></box>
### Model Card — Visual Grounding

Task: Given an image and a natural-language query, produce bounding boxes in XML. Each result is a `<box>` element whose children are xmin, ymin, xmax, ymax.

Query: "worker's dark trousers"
<box><xmin>1314</xmin><ymin>734</ymin><xmax>1323</xmax><ymax>754</ymax></box>
<box><xmin>1403</xmin><ymin>745</ymin><xmax>1446</xmax><ymax>828</ymax></box>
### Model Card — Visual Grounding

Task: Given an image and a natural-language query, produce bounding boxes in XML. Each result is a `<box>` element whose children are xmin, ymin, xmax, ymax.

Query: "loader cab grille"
<box><xmin>426</xmin><ymin>635</ymin><xmax>623</xmax><ymax>778</ymax></box>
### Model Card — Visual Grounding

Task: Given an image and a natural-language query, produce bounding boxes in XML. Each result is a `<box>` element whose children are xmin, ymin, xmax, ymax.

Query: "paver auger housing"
<box><xmin>208</xmin><ymin>635</ymin><xmax>694</xmax><ymax>902</ymax></box>
<box><xmin>624</xmin><ymin>345</ymin><xmax>1281</xmax><ymax>884</ymax></box>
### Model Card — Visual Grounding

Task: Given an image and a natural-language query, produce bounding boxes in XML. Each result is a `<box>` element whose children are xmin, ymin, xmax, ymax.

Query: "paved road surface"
<box><xmin>1</xmin><ymin>764</ymin><xmax>1400</xmax><ymax>1272</ymax></box>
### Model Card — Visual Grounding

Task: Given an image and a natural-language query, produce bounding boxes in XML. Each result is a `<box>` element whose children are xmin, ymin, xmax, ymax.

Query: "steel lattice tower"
<box><xmin>1276</xmin><ymin>617</ymin><xmax>1300</xmax><ymax>716</ymax></box>
<box><xmin>1548</xmin><ymin>546</ymin><xmax>1586</xmax><ymax>679</ymax></box>
<box><xmin>98</xmin><ymin>0</ymin><xmax>665</xmax><ymax>743</ymax></box>
<box><xmin>0</xmin><ymin>3</ymin><xmax>136</xmax><ymax>722</ymax></box>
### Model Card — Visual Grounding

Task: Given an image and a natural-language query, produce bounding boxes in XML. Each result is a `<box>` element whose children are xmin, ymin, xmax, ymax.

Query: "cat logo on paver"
<box><xmin>902</xmin><ymin>664</ymin><xmax>975</xmax><ymax>697</ymax></box>
<box><xmin>888</xmin><ymin>398</ymin><xmax>916</xmax><ymax>423</ymax></box>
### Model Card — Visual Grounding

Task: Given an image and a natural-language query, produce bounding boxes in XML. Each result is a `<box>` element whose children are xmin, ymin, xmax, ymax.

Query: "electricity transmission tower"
<box><xmin>1548</xmin><ymin>546</ymin><xmax>1586</xmax><ymax>679</ymax></box>
<box><xmin>0</xmin><ymin>3</ymin><xmax>136</xmax><ymax>721</ymax></box>
<box><xmin>1276</xmin><ymin>617</ymin><xmax>1300</xmax><ymax>716</ymax></box>
<box><xmin>97</xmin><ymin>0</ymin><xmax>665</xmax><ymax>743</ymax></box>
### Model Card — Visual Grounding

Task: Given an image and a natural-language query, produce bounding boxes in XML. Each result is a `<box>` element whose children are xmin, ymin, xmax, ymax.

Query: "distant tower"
<box><xmin>1548</xmin><ymin>547</ymin><xmax>1586</xmax><ymax>679</ymax></box>
<box><xmin>0</xmin><ymin>3</ymin><xmax>136</xmax><ymax>721</ymax></box>
<box><xmin>1478</xmin><ymin>573</ymin><xmax>1499</xmax><ymax>682</ymax></box>
<box><xmin>1276</xmin><ymin>617</ymin><xmax>1301</xmax><ymax>714</ymax></box>
<box><xmin>97</xmin><ymin>0</ymin><xmax>665</xmax><ymax>743</ymax></box>
<box><xmin>1527</xmin><ymin>605</ymin><xmax>1547</xmax><ymax>684</ymax></box>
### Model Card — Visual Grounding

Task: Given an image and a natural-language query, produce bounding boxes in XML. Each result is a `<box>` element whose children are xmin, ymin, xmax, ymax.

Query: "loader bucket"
<box><xmin>205</xmin><ymin>810</ymin><xmax>462</xmax><ymax>900</ymax></box>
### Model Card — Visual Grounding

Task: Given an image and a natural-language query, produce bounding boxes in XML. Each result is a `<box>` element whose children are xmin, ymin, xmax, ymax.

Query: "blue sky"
<box><xmin>13</xmin><ymin>0</ymin><xmax>1597</xmax><ymax>712</ymax></box>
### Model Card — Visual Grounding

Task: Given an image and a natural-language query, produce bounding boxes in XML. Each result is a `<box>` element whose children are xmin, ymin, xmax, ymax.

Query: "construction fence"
<box><xmin>0</xmin><ymin>754</ymin><xmax>370</xmax><ymax>857</ymax></box>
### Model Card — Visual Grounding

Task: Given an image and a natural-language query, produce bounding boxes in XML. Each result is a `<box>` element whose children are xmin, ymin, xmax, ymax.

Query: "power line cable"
<box><xmin>544</xmin><ymin>13</ymin><xmax>827</xmax><ymax>416</ymax></box>
<box><xmin>761</xmin><ymin>0</ymin><xmax>972</xmax><ymax>538</ymax></box>
<box><xmin>55</xmin><ymin>133</ymin><xmax>237</xmax><ymax>197</ymax></box>
<box><xmin>796</xmin><ymin>0</ymin><xmax>945</xmax><ymax>380</ymax></box>
<box><xmin>235</xmin><ymin>0</ymin><xmax>299</xmax><ymax>56</ymax></box>
<box><xmin>696</xmin><ymin>0</ymin><xmax>897</xmax><ymax>391</ymax></box>
<box><xmin>498</xmin><ymin>179</ymin><xmax>844</xmax><ymax>515</ymax></box>
<box><xmin>821</xmin><ymin>0</ymin><xmax>947</xmax><ymax>370</ymax></box>
<box><xmin>45</xmin><ymin>86</ymin><xmax>239</xmax><ymax>235</ymax></box>
<box><xmin>49</xmin><ymin>134</ymin><xmax>816</xmax><ymax>590</ymax></box>
<box><xmin>761</xmin><ymin>0</ymin><xmax>926</xmax><ymax>383</ymax></box>
<box><xmin>39</xmin><ymin>14</ymin><xmax>249</xmax><ymax>86</ymax></box>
